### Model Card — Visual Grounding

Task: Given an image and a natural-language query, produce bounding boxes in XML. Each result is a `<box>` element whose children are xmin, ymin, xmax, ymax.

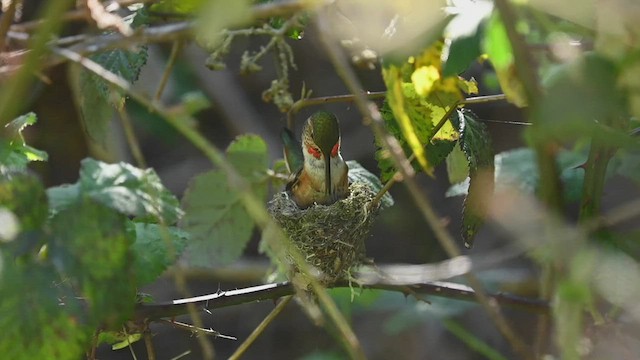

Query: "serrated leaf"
<box><xmin>346</xmin><ymin>160</ymin><xmax>394</xmax><ymax>209</ymax></box>
<box><xmin>71</xmin><ymin>6</ymin><xmax>149</xmax><ymax>146</ymax></box>
<box><xmin>49</xmin><ymin>199</ymin><xmax>136</xmax><ymax>328</ymax></box>
<box><xmin>182</xmin><ymin>135</ymin><xmax>268</xmax><ymax>267</ymax></box>
<box><xmin>78</xmin><ymin>158</ymin><xmax>182</xmax><ymax>224</ymax></box>
<box><xmin>453</xmin><ymin>109</ymin><xmax>494</xmax><ymax>247</ymax></box>
<box><xmin>131</xmin><ymin>222</ymin><xmax>188</xmax><ymax>286</ymax></box>
<box><xmin>377</xmin><ymin>42</ymin><xmax>477</xmax><ymax>182</ymax></box>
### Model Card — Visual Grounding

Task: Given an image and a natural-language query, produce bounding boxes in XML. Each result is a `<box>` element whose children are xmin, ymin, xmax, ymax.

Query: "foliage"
<box><xmin>2</xmin><ymin>0</ymin><xmax>640</xmax><ymax>359</ymax></box>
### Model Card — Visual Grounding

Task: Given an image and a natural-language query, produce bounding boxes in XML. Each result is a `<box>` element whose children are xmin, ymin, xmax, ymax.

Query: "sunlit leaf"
<box><xmin>482</xmin><ymin>14</ymin><xmax>527</xmax><ymax>107</ymax></box>
<box><xmin>181</xmin><ymin>135</ymin><xmax>268</xmax><ymax>266</ymax></box>
<box><xmin>446</xmin><ymin>143</ymin><xmax>470</xmax><ymax>184</ymax></box>
<box><xmin>377</xmin><ymin>42</ymin><xmax>477</xmax><ymax>182</ymax></box>
<box><xmin>0</xmin><ymin>113</ymin><xmax>48</xmax><ymax>172</ymax></box>
<box><xmin>78</xmin><ymin>159</ymin><xmax>182</xmax><ymax>224</ymax></box>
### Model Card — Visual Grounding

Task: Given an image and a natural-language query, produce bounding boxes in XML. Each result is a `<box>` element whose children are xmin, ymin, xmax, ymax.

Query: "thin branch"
<box><xmin>0</xmin><ymin>0</ymin><xmax>18</xmax><ymax>51</ymax></box>
<box><xmin>315</xmin><ymin>10</ymin><xmax>533</xmax><ymax>360</ymax></box>
<box><xmin>134</xmin><ymin>279</ymin><xmax>549</xmax><ymax>323</ymax></box>
<box><xmin>117</xmin><ymin>106</ymin><xmax>147</xmax><ymax>168</ymax></box>
<box><xmin>287</xmin><ymin>91</ymin><xmax>386</xmax><ymax>125</ymax></box>
<box><xmin>462</xmin><ymin>94</ymin><xmax>507</xmax><ymax>105</ymax></box>
<box><xmin>144</xmin><ymin>331</ymin><xmax>157</xmax><ymax>360</ymax></box>
<box><xmin>154</xmin><ymin>40</ymin><xmax>183</xmax><ymax>101</ymax></box>
<box><xmin>157</xmin><ymin>319</ymin><xmax>237</xmax><ymax>340</ymax></box>
<box><xmin>228</xmin><ymin>296</ymin><xmax>293</xmax><ymax>360</ymax></box>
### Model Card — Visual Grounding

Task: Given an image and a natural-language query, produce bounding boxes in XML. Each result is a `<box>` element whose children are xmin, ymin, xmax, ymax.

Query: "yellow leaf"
<box><xmin>412</xmin><ymin>66</ymin><xmax>440</xmax><ymax>97</ymax></box>
<box><xmin>384</xmin><ymin>66</ymin><xmax>433</xmax><ymax>176</ymax></box>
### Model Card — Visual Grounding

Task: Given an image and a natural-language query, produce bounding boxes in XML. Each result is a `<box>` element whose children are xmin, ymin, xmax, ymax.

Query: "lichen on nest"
<box><xmin>267</xmin><ymin>181</ymin><xmax>380</xmax><ymax>283</ymax></box>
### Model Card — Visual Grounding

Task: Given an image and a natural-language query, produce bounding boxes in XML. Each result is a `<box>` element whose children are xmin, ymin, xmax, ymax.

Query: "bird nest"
<box><xmin>267</xmin><ymin>182</ymin><xmax>380</xmax><ymax>283</ymax></box>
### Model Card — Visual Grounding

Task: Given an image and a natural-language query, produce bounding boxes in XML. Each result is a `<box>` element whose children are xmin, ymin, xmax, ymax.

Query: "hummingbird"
<box><xmin>281</xmin><ymin>111</ymin><xmax>349</xmax><ymax>209</ymax></box>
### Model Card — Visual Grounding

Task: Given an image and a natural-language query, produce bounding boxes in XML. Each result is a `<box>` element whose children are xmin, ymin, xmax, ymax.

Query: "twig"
<box><xmin>462</xmin><ymin>94</ymin><xmax>507</xmax><ymax>105</ymax></box>
<box><xmin>0</xmin><ymin>0</ymin><xmax>76</xmax><ymax>126</ymax></box>
<box><xmin>0</xmin><ymin>0</ymin><xmax>18</xmax><ymax>51</ymax></box>
<box><xmin>287</xmin><ymin>91</ymin><xmax>386</xmax><ymax>125</ymax></box>
<box><xmin>117</xmin><ymin>106</ymin><xmax>147</xmax><ymax>168</ymax></box>
<box><xmin>228</xmin><ymin>296</ymin><xmax>293</xmax><ymax>360</ymax></box>
<box><xmin>134</xmin><ymin>279</ymin><xmax>549</xmax><ymax>322</ymax></box>
<box><xmin>144</xmin><ymin>331</ymin><xmax>157</xmax><ymax>360</ymax></box>
<box><xmin>154</xmin><ymin>40</ymin><xmax>183</xmax><ymax>101</ymax></box>
<box><xmin>158</xmin><ymin>319</ymin><xmax>237</xmax><ymax>340</ymax></box>
<box><xmin>315</xmin><ymin>10</ymin><xmax>533</xmax><ymax>360</ymax></box>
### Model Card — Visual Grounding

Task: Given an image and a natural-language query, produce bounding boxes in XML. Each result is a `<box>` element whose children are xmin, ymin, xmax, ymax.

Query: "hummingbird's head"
<box><xmin>302</xmin><ymin>111</ymin><xmax>341</xmax><ymax>195</ymax></box>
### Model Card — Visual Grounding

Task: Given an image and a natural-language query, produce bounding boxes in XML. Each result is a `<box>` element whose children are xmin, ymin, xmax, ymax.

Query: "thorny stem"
<box><xmin>135</xmin><ymin>279</ymin><xmax>550</xmax><ymax>322</ymax></box>
<box><xmin>228</xmin><ymin>296</ymin><xmax>293</xmax><ymax>360</ymax></box>
<box><xmin>53</xmin><ymin>45</ymin><xmax>366</xmax><ymax>360</ymax></box>
<box><xmin>315</xmin><ymin>10</ymin><xmax>533</xmax><ymax>360</ymax></box>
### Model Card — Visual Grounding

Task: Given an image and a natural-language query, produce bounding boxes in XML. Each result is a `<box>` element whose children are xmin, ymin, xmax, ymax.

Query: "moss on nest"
<box><xmin>267</xmin><ymin>182</ymin><xmax>380</xmax><ymax>283</ymax></box>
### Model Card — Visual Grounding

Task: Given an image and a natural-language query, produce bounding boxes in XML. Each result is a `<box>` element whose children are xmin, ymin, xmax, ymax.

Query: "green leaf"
<box><xmin>71</xmin><ymin>7</ymin><xmax>149</xmax><ymax>146</ymax></box>
<box><xmin>46</xmin><ymin>183</ymin><xmax>81</xmax><ymax>215</ymax></box>
<box><xmin>531</xmin><ymin>53</ymin><xmax>627</xmax><ymax>142</ymax></box>
<box><xmin>49</xmin><ymin>199</ymin><xmax>136</xmax><ymax>328</ymax></box>
<box><xmin>446</xmin><ymin>143</ymin><xmax>470</xmax><ymax>184</ymax></box>
<box><xmin>346</xmin><ymin>160</ymin><xmax>394</xmax><ymax>209</ymax></box>
<box><xmin>446</xmin><ymin>148</ymin><xmax>587</xmax><ymax>202</ymax></box>
<box><xmin>0</xmin><ymin>113</ymin><xmax>48</xmax><ymax>172</ymax></box>
<box><xmin>196</xmin><ymin>0</ymin><xmax>251</xmax><ymax>50</ymax></box>
<box><xmin>150</xmin><ymin>0</ymin><xmax>206</xmax><ymax>14</ymax></box>
<box><xmin>452</xmin><ymin>109</ymin><xmax>495</xmax><ymax>248</ymax></box>
<box><xmin>483</xmin><ymin>14</ymin><xmax>512</xmax><ymax>70</ymax></box>
<box><xmin>377</xmin><ymin>42</ymin><xmax>477</xmax><ymax>182</ymax></box>
<box><xmin>443</xmin><ymin>29</ymin><xmax>483</xmax><ymax>77</ymax></box>
<box><xmin>131</xmin><ymin>222</ymin><xmax>189</xmax><ymax>286</ymax></box>
<box><xmin>0</xmin><ymin>262</ymin><xmax>89</xmax><ymax>359</ymax></box>
<box><xmin>0</xmin><ymin>172</ymin><xmax>48</xmax><ymax>235</ymax></box>
<box><xmin>78</xmin><ymin>158</ymin><xmax>182</xmax><ymax>224</ymax></box>
<box><xmin>181</xmin><ymin>135</ymin><xmax>268</xmax><ymax>266</ymax></box>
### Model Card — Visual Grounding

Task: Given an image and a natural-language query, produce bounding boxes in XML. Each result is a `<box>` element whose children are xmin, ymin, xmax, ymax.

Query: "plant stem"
<box><xmin>0</xmin><ymin>0</ymin><xmax>18</xmax><ymax>51</ymax></box>
<box><xmin>315</xmin><ymin>11</ymin><xmax>532</xmax><ymax>360</ymax></box>
<box><xmin>228</xmin><ymin>296</ymin><xmax>293</xmax><ymax>360</ymax></box>
<box><xmin>154</xmin><ymin>40</ymin><xmax>183</xmax><ymax>102</ymax></box>
<box><xmin>0</xmin><ymin>0</ymin><xmax>76</xmax><ymax>126</ymax></box>
<box><xmin>117</xmin><ymin>107</ymin><xmax>147</xmax><ymax>168</ymax></box>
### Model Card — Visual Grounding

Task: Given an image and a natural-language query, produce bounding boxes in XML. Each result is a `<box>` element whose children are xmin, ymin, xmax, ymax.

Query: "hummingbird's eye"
<box><xmin>307</xmin><ymin>145</ymin><xmax>322</xmax><ymax>159</ymax></box>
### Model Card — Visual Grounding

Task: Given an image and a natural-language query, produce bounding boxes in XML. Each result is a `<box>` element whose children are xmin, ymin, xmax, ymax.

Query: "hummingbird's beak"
<box><xmin>324</xmin><ymin>153</ymin><xmax>331</xmax><ymax>196</ymax></box>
